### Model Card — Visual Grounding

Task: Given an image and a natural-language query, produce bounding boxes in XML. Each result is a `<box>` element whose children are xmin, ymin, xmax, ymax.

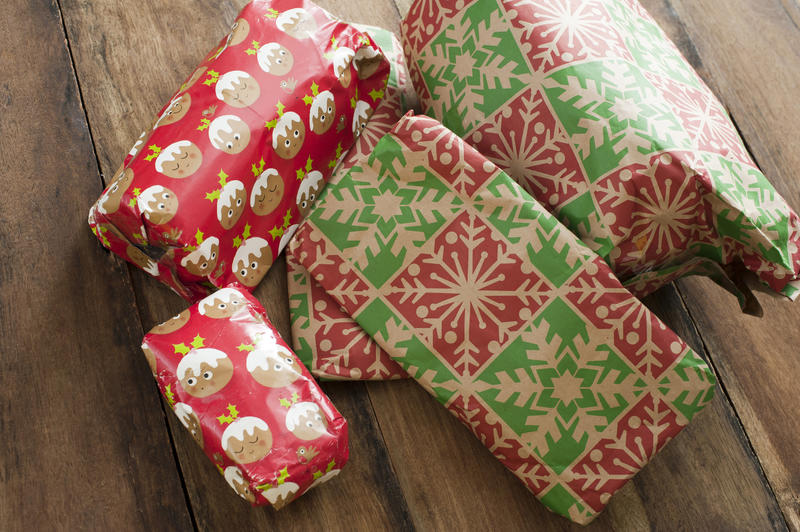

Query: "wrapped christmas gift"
<box><xmin>88</xmin><ymin>0</ymin><xmax>390</xmax><ymax>301</ymax></box>
<box><xmin>287</xmin><ymin>25</ymin><xmax>413</xmax><ymax>380</ymax></box>
<box><xmin>401</xmin><ymin>0</ymin><xmax>800</xmax><ymax>310</ymax></box>
<box><xmin>141</xmin><ymin>286</ymin><xmax>348</xmax><ymax>508</ymax></box>
<box><xmin>289</xmin><ymin>114</ymin><xmax>716</xmax><ymax>524</ymax></box>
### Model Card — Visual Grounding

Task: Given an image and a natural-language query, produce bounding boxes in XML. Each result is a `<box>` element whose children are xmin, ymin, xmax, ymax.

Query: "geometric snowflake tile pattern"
<box><xmin>402</xmin><ymin>0</ymin><xmax>800</xmax><ymax>306</ymax></box>
<box><xmin>289</xmin><ymin>114</ymin><xmax>716</xmax><ymax>524</ymax></box>
<box><xmin>285</xmin><ymin>25</ymin><xmax>415</xmax><ymax>381</ymax></box>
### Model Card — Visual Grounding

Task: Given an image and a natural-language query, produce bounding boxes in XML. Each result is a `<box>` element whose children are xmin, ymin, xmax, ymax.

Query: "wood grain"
<box><xmin>639</xmin><ymin>0</ymin><xmax>800</xmax><ymax>527</ymax></box>
<box><xmin>0</xmin><ymin>0</ymin><xmax>193</xmax><ymax>529</ymax></box>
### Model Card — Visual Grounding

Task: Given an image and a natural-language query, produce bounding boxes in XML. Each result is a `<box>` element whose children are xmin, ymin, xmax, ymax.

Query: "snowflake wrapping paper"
<box><xmin>401</xmin><ymin>0</ymin><xmax>800</xmax><ymax>309</ymax></box>
<box><xmin>289</xmin><ymin>114</ymin><xmax>716</xmax><ymax>524</ymax></box>
<box><xmin>88</xmin><ymin>0</ymin><xmax>390</xmax><ymax>302</ymax></box>
<box><xmin>287</xmin><ymin>25</ymin><xmax>413</xmax><ymax>380</ymax></box>
<box><xmin>141</xmin><ymin>285</ymin><xmax>348</xmax><ymax>509</ymax></box>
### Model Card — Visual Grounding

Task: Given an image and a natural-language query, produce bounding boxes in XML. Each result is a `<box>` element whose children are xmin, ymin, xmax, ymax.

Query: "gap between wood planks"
<box><xmin>52</xmin><ymin>0</ymin><xmax>199</xmax><ymax>526</ymax></box>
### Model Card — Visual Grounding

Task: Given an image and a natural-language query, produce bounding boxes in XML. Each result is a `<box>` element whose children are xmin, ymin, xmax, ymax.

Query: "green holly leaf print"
<box><xmin>173</xmin><ymin>343</ymin><xmax>190</xmax><ymax>355</ymax></box>
<box><xmin>190</xmin><ymin>335</ymin><xmax>205</xmax><ymax>349</ymax></box>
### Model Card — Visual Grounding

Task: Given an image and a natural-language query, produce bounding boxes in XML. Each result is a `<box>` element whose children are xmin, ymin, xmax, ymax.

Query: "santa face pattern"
<box><xmin>88</xmin><ymin>0</ymin><xmax>389</xmax><ymax>303</ymax></box>
<box><xmin>142</xmin><ymin>285</ymin><xmax>348</xmax><ymax>508</ymax></box>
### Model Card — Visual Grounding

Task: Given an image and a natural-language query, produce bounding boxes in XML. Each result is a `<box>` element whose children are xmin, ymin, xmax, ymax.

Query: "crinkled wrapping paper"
<box><xmin>88</xmin><ymin>0</ymin><xmax>389</xmax><ymax>302</ymax></box>
<box><xmin>286</xmin><ymin>25</ymin><xmax>412</xmax><ymax>380</ymax></box>
<box><xmin>142</xmin><ymin>286</ymin><xmax>348</xmax><ymax>508</ymax></box>
<box><xmin>289</xmin><ymin>114</ymin><xmax>716</xmax><ymax>524</ymax></box>
<box><xmin>401</xmin><ymin>0</ymin><xmax>800</xmax><ymax>309</ymax></box>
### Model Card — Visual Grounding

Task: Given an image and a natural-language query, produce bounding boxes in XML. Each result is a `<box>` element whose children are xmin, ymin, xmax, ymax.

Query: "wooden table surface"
<box><xmin>2</xmin><ymin>0</ymin><xmax>799</xmax><ymax>530</ymax></box>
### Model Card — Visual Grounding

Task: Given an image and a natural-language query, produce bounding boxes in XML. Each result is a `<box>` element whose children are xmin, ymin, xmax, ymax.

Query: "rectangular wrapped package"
<box><xmin>88</xmin><ymin>0</ymin><xmax>390</xmax><ymax>302</ymax></box>
<box><xmin>289</xmin><ymin>114</ymin><xmax>716</xmax><ymax>524</ymax></box>
<box><xmin>401</xmin><ymin>0</ymin><xmax>800</xmax><ymax>312</ymax></box>
<box><xmin>286</xmin><ymin>24</ymin><xmax>413</xmax><ymax>380</ymax></box>
<box><xmin>141</xmin><ymin>286</ymin><xmax>348</xmax><ymax>508</ymax></box>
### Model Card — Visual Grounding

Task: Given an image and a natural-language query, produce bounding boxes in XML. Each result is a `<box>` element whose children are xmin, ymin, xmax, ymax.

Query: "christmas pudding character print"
<box><xmin>216</xmin><ymin>71</ymin><xmax>261</xmax><ymax>108</ymax></box>
<box><xmin>222</xmin><ymin>416</ymin><xmax>273</xmax><ymax>464</ymax></box>
<box><xmin>285</xmin><ymin>402</ymin><xmax>329</xmax><ymax>441</ymax></box>
<box><xmin>332</xmin><ymin>47</ymin><xmax>355</xmax><ymax>87</ymax></box>
<box><xmin>278</xmin><ymin>224</ymin><xmax>298</xmax><ymax>254</ymax></box>
<box><xmin>209</xmin><ymin>115</ymin><xmax>251</xmax><ymax>154</ymax></box>
<box><xmin>156</xmin><ymin>93</ymin><xmax>191</xmax><ymax>127</ymax></box>
<box><xmin>228</xmin><ymin>18</ymin><xmax>250</xmax><ymax>47</ymax></box>
<box><xmin>180</xmin><ymin>236</ymin><xmax>220</xmax><ymax>277</ymax></box>
<box><xmin>126</xmin><ymin>244</ymin><xmax>159</xmax><ymax>277</ymax></box>
<box><xmin>276</xmin><ymin>8</ymin><xmax>317</xmax><ymax>39</ymax></box>
<box><xmin>174</xmin><ymin>402</ymin><xmax>204</xmax><ymax>449</ymax></box>
<box><xmin>309</xmin><ymin>90</ymin><xmax>335</xmax><ymax>135</ymax></box>
<box><xmin>352</xmin><ymin>100</ymin><xmax>373</xmax><ymax>137</ymax></box>
<box><xmin>217</xmin><ymin>180</ymin><xmax>247</xmax><ymax>230</ymax></box>
<box><xmin>296</xmin><ymin>171</ymin><xmax>323</xmax><ymax>218</ymax></box>
<box><xmin>97</xmin><ymin>166</ymin><xmax>134</xmax><ymax>215</ymax></box>
<box><xmin>257</xmin><ymin>43</ymin><xmax>294</xmax><ymax>77</ymax></box>
<box><xmin>155</xmin><ymin>141</ymin><xmax>203</xmax><ymax>178</ymax></box>
<box><xmin>224</xmin><ymin>466</ymin><xmax>256</xmax><ymax>503</ymax></box>
<box><xmin>272</xmin><ymin>111</ymin><xmax>305</xmax><ymax>160</ymax></box>
<box><xmin>176</xmin><ymin>348</ymin><xmax>234</xmax><ymax>398</ymax></box>
<box><xmin>353</xmin><ymin>45</ymin><xmax>383</xmax><ymax>80</ymax></box>
<box><xmin>128</xmin><ymin>131</ymin><xmax>147</xmax><ymax>159</ymax></box>
<box><xmin>137</xmin><ymin>185</ymin><xmax>178</xmax><ymax>225</ymax></box>
<box><xmin>264</xmin><ymin>481</ymin><xmax>300</xmax><ymax>509</ymax></box>
<box><xmin>150</xmin><ymin>309</ymin><xmax>191</xmax><ymax>334</ymax></box>
<box><xmin>250</xmin><ymin>168</ymin><xmax>285</xmax><ymax>216</ymax></box>
<box><xmin>197</xmin><ymin>287</ymin><xmax>248</xmax><ymax>319</ymax></box>
<box><xmin>141</xmin><ymin>342</ymin><xmax>157</xmax><ymax>374</ymax></box>
<box><xmin>246</xmin><ymin>340</ymin><xmax>301</xmax><ymax>388</ymax></box>
<box><xmin>232</xmin><ymin>237</ymin><xmax>273</xmax><ymax>287</ymax></box>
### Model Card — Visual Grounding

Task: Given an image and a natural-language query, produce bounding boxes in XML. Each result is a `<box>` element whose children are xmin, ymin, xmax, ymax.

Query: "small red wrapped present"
<box><xmin>89</xmin><ymin>0</ymin><xmax>389</xmax><ymax>301</ymax></box>
<box><xmin>141</xmin><ymin>285</ymin><xmax>348</xmax><ymax>508</ymax></box>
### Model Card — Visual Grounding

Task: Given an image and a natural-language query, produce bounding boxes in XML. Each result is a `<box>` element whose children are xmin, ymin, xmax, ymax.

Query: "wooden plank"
<box><xmin>0</xmin><ymin>0</ymin><xmax>193</xmax><ymax>530</ymax></box>
<box><xmin>59</xmin><ymin>0</ymin><xmax>414</xmax><ymax>527</ymax></box>
<box><xmin>637</xmin><ymin>0</ymin><xmax>800</xmax><ymax>527</ymax></box>
<box><xmin>366</xmin><ymin>286</ymin><xmax>787</xmax><ymax>530</ymax></box>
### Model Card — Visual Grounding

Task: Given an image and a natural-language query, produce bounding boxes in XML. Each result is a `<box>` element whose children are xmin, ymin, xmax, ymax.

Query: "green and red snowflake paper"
<box><xmin>401</xmin><ymin>0</ymin><xmax>800</xmax><ymax>308</ymax></box>
<box><xmin>142</xmin><ymin>286</ymin><xmax>347</xmax><ymax>508</ymax></box>
<box><xmin>289</xmin><ymin>114</ymin><xmax>715</xmax><ymax>524</ymax></box>
<box><xmin>88</xmin><ymin>0</ymin><xmax>390</xmax><ymax>302</ymax></box>
<box><xmin>287</xmin><ymin>25</ymin><xmax>412</xmax><ymax>380</ymax></box>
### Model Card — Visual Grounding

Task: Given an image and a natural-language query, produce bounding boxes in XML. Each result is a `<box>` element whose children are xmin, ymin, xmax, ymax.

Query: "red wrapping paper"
<box><xmin>141</xmin><ymin>286</ymin><xmax>348</xmax><ymax>508</ymax></box>
<box><xmin>88</xmin><ymin>0</ymin><xmax>389</xmax><ymax>301</ymax></box>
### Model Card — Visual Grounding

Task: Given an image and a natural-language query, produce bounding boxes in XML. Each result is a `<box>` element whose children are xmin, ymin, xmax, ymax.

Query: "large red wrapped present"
<box><xmin>88</xmin><ymin>0</ymin><xmax>389</xmax><ymax>301</ymax></box>
<box><xmin>141</xmin><ymin>286</ymin><xmax>348</xmax><ymax>508</ymax></box>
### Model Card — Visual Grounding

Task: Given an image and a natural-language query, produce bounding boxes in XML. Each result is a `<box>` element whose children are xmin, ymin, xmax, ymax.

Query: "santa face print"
<box><xmin>157</xmin><ymin>93</ymin><xmax>192</xmax><ymax>127</ymax></box>
<box><xmin>217</xmin><ymin>71</ymin><xmax>261</xmax><ymax>108</ymax></box>
<box><xmin>229</xmin><ymin>18</ymin><xmax>250</xmax><ymax>46</ymax></box>
<box><xmin>251</xmin><ymin>170</ymin><xmax>285</xmax><ymax>216</ymax></box>
<box><xmin>209</xmin><ymin>115</ymin><xmax>251</xmax><ymax>155</ymax></box>
<box><xmin>150</xmin><ymin>309</ymin><xmax>191</xmax><ymax>334</ymax></box>
<box><xmin>178</xmin><ymin>350</ymin><xmax>235</xmax><ymax>398</ymax></box>
<box><xmin>140</xmin><ymin>186</ymin><xmax>179</xmax><ymax>225</ymax></box>
<box><xmin>199</xmin><ymin>289</ymin><xmax>247</xmax><ymax>319</ymax></box>
<box><xmin>233</xmin><ymin>242</ymin><xmax>273</xmax><ymax>287</ymax></box>
<box><xmin>181</xmin><ymin>238</ymin><xmax>219</xmax><ymax>277</ymax></box>
<box><xmin>247</xmin><ymin>346</ymin><xmax>302</xmax><ymax>388</ymax></box>
<box><xmin>257</xmin><ymin>43</ymin><xmax>294</xmax><ymax>77</ymax></box>
<box><xmin>310</xmin><ymin>91</ymin><xmax>335</xmax><ymax>135</ymax></box>
<box><xmin>273</xmin><ymin>112</ymin><xmax>305</xmax><ymax>160</ymax></box>
<box><xmin>223</xmin><ymin>418</ymin><xmax>273</xmax><ymax>464</ymax></box>
<box><xmin>287</xmin><ymin>403</ymin><xmax>329</xmax><ymax>441</ymax></box>
<box><xmin>98</xmin><ymin>166</ymin><xmax>134</xmax><ymax>214</ymax></box>
<box><xmin>157</xmin><ymin>141</ymin><xmax>203</xmax><ymax>179</ymax></box>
